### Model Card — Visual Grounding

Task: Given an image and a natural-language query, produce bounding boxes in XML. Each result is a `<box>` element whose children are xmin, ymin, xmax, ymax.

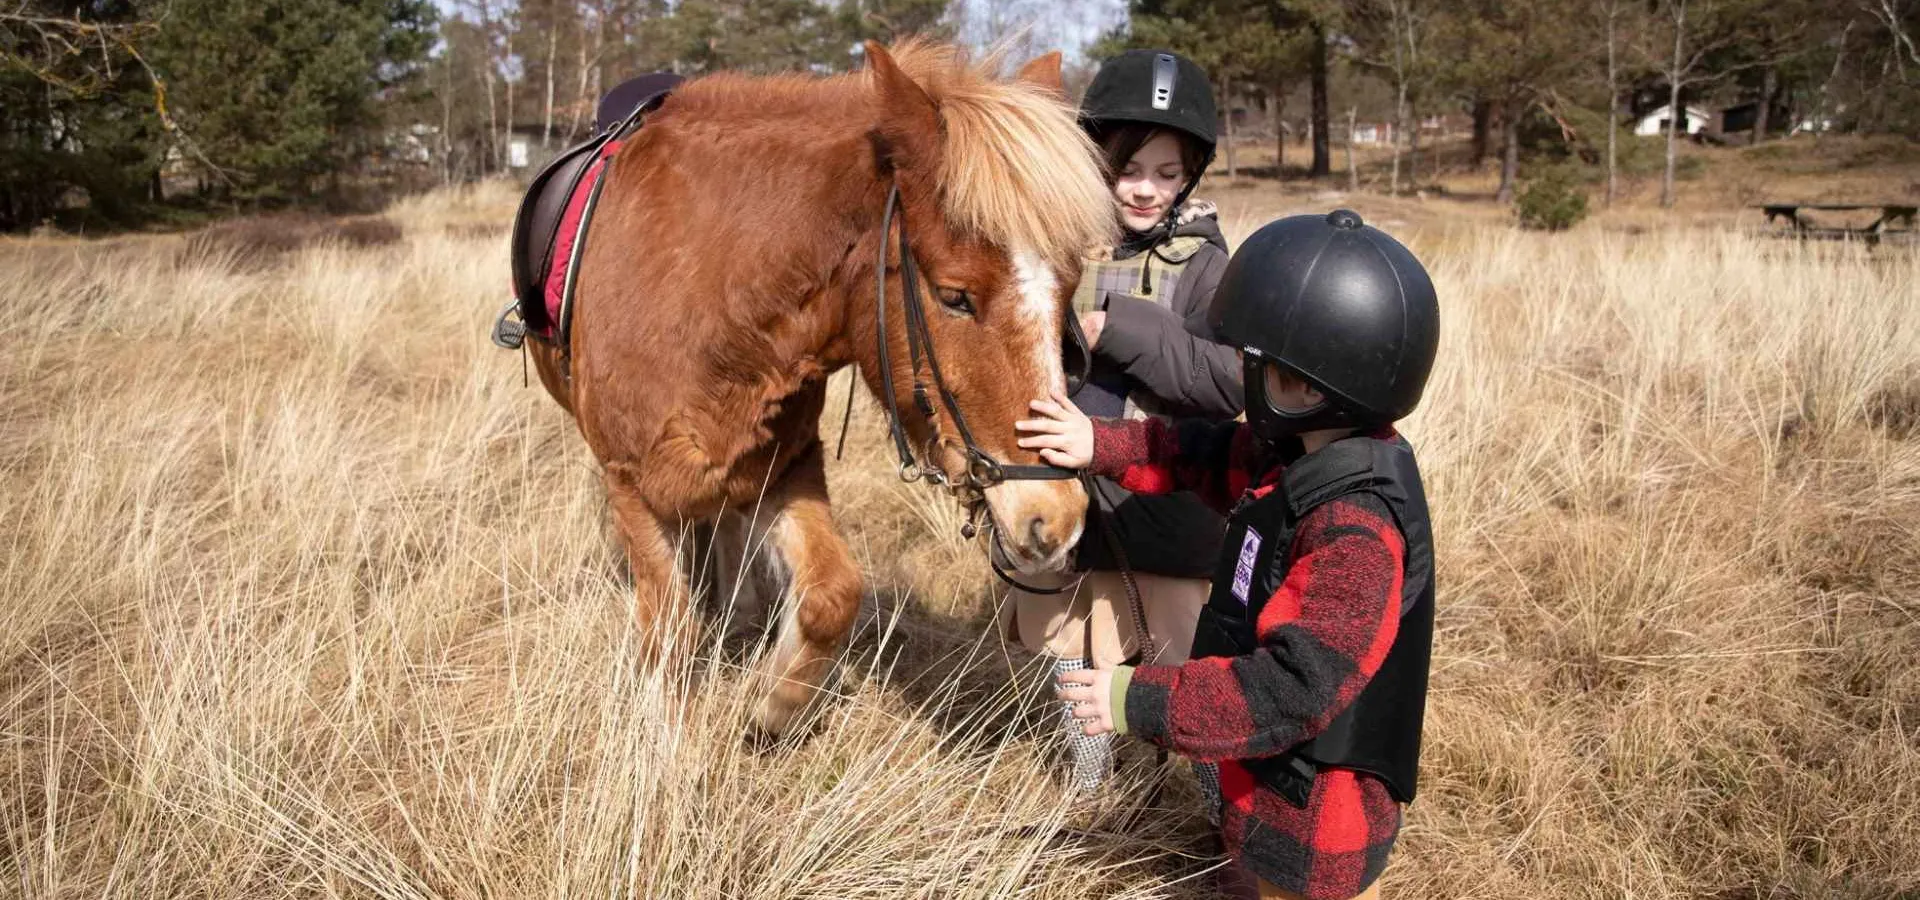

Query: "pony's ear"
<box><xmin>865</xmin><ymin>40</ymin><xmax>940</xmax><ymax>176</ymax></box>
<box><xmin>1014</xmin><ymin>51</ymin><xmax>1064</xmax><ymax>97</ymax></box>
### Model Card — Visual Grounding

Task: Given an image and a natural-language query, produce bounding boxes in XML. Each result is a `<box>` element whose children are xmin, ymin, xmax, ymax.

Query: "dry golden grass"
<box><xmin>3</xmin><ymin>181</ymin><xmax>1918</xmax><ymax>899</ymax></box>
<box><xmin>1210</xmin><ymin>133</ymin><xmax>1920</xmax><ymax>235</ymax></box>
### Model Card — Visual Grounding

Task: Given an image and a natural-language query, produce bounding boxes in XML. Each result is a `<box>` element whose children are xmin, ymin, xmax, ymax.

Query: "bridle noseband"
<box><xmin>872</xmin><ymin>182</ymin><xmax>1080</xmax><ymax>493</ymax></box>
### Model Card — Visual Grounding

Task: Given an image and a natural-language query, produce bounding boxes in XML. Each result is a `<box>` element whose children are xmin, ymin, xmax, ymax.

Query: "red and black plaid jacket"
<box><xmin>1092</xmin><ymin>417</ymin><xmax>1407</xmax><ymax>900</ymax></box>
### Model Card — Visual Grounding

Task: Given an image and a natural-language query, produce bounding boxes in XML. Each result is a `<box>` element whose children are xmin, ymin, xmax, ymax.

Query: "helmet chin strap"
<box><xmin>1167</xmin><ymin>170</ymin><xmax>1205</xmax><ymax>220</ymax></box>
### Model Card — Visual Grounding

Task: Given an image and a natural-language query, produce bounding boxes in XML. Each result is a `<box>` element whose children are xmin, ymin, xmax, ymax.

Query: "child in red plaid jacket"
<box><xmin>1022</xmin><ymin>210</ymin><xmax>1439</xmax><ymax>900</ymax></box>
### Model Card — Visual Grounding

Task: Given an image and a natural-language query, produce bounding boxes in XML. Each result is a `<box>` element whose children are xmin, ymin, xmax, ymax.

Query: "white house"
<box><xmin>1792</xmin><ymin>104</ymin><xmax>1843</xmax><ymax>134</ymax></box>
<box><xmin>1350</xmin><ymin>122</ymin><xmax>1396</xmax><ymax>145</ymax></box>
<box><xmin>1632</xmin><ymin>103</ymin><xmax>1710</xmax><ymax>137</ymax></box>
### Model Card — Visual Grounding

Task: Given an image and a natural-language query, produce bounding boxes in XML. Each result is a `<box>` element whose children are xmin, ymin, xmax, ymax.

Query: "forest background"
<box><xmin>4</xmin><ymin>0</ymin><xmax>1918</xmax><ymax>233</ymax></box>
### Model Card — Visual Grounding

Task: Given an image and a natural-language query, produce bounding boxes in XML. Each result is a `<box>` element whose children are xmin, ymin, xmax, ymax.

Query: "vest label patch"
<box><xmin>1231</xmin><ymin>528</ymin><xmax>1262</xmax><ymax>606</ymax></box>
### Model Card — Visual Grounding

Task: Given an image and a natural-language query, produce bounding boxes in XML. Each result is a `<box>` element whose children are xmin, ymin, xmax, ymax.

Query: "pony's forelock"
<box><xmin>878</xmin><ymin>40</ymin><xmax>1117</xmax><ymax>271</ymax></box>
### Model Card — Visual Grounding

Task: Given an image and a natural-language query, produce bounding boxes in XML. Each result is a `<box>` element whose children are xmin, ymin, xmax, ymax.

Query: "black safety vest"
<box><xmin>1189</xmin><ymin>433</ymin><xmax>1435</xmax><ymax>807</ymax></box>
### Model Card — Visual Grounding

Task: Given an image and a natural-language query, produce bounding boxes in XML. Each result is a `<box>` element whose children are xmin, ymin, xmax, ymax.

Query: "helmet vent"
<box><xmin>1151</xmin><ymin>54</ymin><xmax>1176</xmax><ymax>110</ymax></box>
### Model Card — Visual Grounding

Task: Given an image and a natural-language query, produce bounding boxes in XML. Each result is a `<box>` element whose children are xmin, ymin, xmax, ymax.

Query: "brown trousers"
<box><xmin>998</xmin><ymin>569</ymin><xmax>1210</xmax><ymax>667</ymax></box>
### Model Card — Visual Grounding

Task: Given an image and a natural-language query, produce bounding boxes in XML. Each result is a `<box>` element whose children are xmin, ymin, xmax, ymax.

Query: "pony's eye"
<box><xmin>936</xmin><ymin>287</ymin><xmax>975</xmax><ymax>317</ymax></box>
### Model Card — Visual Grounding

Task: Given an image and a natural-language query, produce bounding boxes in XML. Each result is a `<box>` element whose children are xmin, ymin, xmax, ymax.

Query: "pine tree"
<box><xmin>1430</xmin><ymin>0</ymin><xmax>1592</xmax><ymax>204</ymax></box>
<box><xmin>837</xmin><ymin>0</ymin><xmax>953</xmax><ymax>44</ymax></box>
<box><xmin>1097</xmin><ymin>0</ymin><xmax>1335</xmax><ymax>179</ymax></box>
<box><xmin>147</xmin><ymin>0</ymin><xmax>435</xmax><ymax>201</ymax></box>
<box><xmin>0</xmin><ymin>1</ymin><xmax>166</xmax><ymax>229</ymax></box>
<box><xmin>1346</xmin><ymin>0</ymin><xmax>1432</xmax><ymax>193</ymax></box>
<box><xmin>656</xmin><ymin>0</ymin><xmax>850</xmax><ymax>74</ymax></box>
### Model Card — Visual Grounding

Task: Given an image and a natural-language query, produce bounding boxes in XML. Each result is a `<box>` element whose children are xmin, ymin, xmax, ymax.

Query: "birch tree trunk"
<box><xmin>440</xmin><ymin>50</ymin><xmax>456</xmax><ymax>186</ymax></box>
<box><xmin>589</xmin><ymin>1</ymin><xmax>606</xmax><ymax>131</ymax></box>
<box><xmin>1346</xmin><ymin>107</ymin><xmax>1359</xmax><ymax>192</ymax></box>
<box><xmin>1270</xmin><ymin>82</ymin><xmax>1285</xmax><ymax>171</ymax></box>
<box><xmin>543</xmin><ymin>23</ymin><xmax>558</xmax><ymax>149</ymax></box>
<box><xmin>503</xmin><ymin>24</ymin><xmax>516</xmax><ymax>169</ymax></box>
<box><xmin>479</xmin><ymin>0</ymin><xmax>498</xmax><ymax>176</ymax></box>
<box><xmin>568</xmin><ymin>10</ymin><xmax>592</xmax><ymax>141</ymax></box>
<box><xmin>1662</xmin><ymin>0</ymin><xmax>1688</xmax><ymax>209</ymax></box>
<box><xmin>1408</xmin><ymin>99</ymin><xmax>1420</xmax><ymax>188</ymax></box>
<box><xmin>1311</xmin><ymin>26</ymin><xmax>1331</xmax><ymax>176</ymax></box>
<box><xmin>1605</xmin><ymin>0</ymin><xmax>1618</xmax><ymax>206</ymax></box>
<box><xmin>1387</xmin><ymin>0</ymin><xmax>1409</xmax><ymax>195</ymax></box>
<box><xmin>1390</xmin><ymin>76</ymin><xmax>1406</xmax><ymax>194</ymax></box>
<box><xmin>1662</xmin><ymin>77</ymin><xmax>1682</xmax><ymax>207</ymax></box>
<box><xmin>1752</xmin><ymin>66</ymin><xmax>1775</xmax><ymax>144</ymax></box>
<box><xmin>1811</xmin><ymin>21</ymin><xmax>1852</xmax><ymax>141</ymax></box>
<box><xmin>1497</xmin><ymin>100</ymin><xmax>1521</xmax><ymax>204</ymax></box>
<box><xmin>1222</xmin><ymin>80</ymin><xmax>1237</xmax><ymax>178</ymax></box>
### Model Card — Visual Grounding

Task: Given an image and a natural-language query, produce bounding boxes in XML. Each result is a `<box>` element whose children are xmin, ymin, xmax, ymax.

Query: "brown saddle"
<box><xmin>495</xmin><ymin>73</ymin><xmax>681</xmax><ymax>351</ymax></box>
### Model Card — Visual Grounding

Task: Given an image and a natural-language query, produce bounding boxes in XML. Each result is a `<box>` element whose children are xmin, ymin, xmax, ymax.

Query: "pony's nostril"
<box><xmin>1027</xmin><ymin>516</ymin><xmax>1059</xmax><ymax>557</ymax></box>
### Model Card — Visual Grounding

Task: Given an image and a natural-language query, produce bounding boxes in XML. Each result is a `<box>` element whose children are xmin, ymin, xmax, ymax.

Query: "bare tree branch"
<box><xmin>1</xmin><ymin>8</ymin><xmax>234</xmax><ymax>185</ymax></box>
<box><xmin>1860</xmin><ymin>0</ymin><xmax>1918</xmax><ymax>79</ymax></box>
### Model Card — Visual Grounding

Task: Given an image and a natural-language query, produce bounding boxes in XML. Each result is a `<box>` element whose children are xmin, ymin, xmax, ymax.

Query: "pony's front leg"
<box><xmin>748</xmin><ymin>443</ymin><xmax>862</xmax><ymax>737</ymax></box>
<box><xmin>603</xmin><ymin>463</ymin><xmax>691</xmax><ymax>655</ymax></box>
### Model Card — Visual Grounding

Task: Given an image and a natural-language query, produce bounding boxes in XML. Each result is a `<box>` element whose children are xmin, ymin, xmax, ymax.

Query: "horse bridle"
<box><xmin>861</xmin><ymin>183</ymin><xmax>1152</xmax><ymax>654</ymax></box>
<box><xmin>871</xmin><ymin>182</ymin><xmax>1083</xmax><ymax>493</ymax></box>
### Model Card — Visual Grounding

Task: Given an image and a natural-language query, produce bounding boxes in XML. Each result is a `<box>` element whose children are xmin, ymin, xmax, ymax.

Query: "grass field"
<box><xmin>1211</xmin><ymin>132</ymin><xmax>1920</xmax><ymax>234</ymax></box>
<box><xmin>3</xmin><ymin>176</ymin><xmax>1918</xmax><ymax>899</ymax></box>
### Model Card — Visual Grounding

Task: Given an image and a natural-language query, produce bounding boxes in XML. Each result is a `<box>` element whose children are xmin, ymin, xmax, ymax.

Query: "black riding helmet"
<box><xmin>1209</xmin><ymin>210</ymin><xmax>1440</xmax><ymax>442</ymax></box>
<box><xmin>1080</xmin><ymin>49</ymin><xmax>1218</xmax><ymax>213</ymax></box>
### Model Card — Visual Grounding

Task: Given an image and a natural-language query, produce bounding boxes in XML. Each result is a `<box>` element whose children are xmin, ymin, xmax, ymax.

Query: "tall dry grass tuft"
<box><xmin>2</xmin><ymin>190</ymin><xmax>1916</xmax><ymax>899</ymax></box>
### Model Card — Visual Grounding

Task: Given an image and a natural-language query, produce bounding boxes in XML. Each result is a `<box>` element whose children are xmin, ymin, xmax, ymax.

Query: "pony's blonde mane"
<box><xmin>878</xmin><ymin>41</ymin><xmax>1117</xmax><ymax>270</ymax></box>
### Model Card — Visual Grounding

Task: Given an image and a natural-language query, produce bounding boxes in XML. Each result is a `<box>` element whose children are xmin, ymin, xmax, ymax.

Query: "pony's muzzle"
<box><xmin>984</xmin><ymin>478</ymin><xmax>1086</xmax><ymax>574</ymax></box>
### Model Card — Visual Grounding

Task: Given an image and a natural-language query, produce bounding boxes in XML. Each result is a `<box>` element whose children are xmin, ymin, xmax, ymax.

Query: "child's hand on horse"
<box><xmin>1054</xmin><ymin>667</ymin><xmax>1116</xmax><ymax>736</ymax></box>
<box><xmin>1016</xmin><ymin>389</ymin><xmax>1094</xmax><ymax>469</ymax></box>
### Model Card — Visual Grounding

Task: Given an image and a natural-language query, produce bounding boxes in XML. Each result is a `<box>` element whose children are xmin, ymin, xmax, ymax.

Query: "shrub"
<box><xmin>1616</xmin><ymin>135</ymin><xmax>1708</xmax><ymax>180</ymax></box>
<box><xmin>180</xmin><ymin>212</ymin><xmax>403</xmax><ymax>269</ymax></box>
<box><xmin>1516</xmin><ymin>166</ymin><xmax>1590</xmax><ymax>231</ymax></box>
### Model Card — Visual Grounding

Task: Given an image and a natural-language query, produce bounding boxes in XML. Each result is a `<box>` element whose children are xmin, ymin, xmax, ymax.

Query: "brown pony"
<box><xmin>526</xmin><ymin>41</ymin><xmax>1115</xmax><ymax>735</ymax></box>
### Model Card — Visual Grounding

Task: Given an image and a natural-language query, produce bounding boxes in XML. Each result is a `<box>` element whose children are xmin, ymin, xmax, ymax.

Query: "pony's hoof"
<box><xmin>742</xmin><ymin>722</ymin><xmax>785</xmax><ymax>754</ymax></box>
<box><xmin>746</xmin><ymin>687</ymin><xmax>814</xmax><ymax>741</ymax></box>
<box><xmin>744</xmin><ymin>649</ymin><xmax>832</xmax><ymax>739</ymax></box>
<box><xmin>742</xmin><ymin>700</ymin><xmax>817</xmax><ymax>753</ymax></box>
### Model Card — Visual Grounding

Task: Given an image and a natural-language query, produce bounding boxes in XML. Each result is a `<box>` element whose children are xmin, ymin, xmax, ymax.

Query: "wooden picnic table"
<box><xmin>1754</xmin><ymin>203</ymin><xmax>1918</xmax><ymax>244</ymax></box>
